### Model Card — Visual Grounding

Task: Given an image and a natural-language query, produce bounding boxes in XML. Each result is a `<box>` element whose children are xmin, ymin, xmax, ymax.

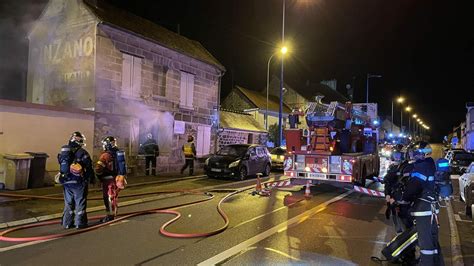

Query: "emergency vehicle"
<box><xmin>283</xmin><ymin>97</ymin><xmax>380</xmax><ymax>187</ymax></box>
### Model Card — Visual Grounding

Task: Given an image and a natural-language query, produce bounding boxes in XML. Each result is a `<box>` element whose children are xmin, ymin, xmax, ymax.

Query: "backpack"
<box><xmin>58</xmin><ymin>145</ymin><xmax>83</xmax><ymax>177</ymax></box>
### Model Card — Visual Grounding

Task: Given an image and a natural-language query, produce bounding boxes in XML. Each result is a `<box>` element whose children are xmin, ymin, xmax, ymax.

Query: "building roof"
<box><xmin>220</xmin><ymin>109</ymin><xmax>266</xmax><ymax>133</ymax></box>
<box><xmin>83</xmin><ymin>0</ymin><xmax>225</xmax><ymax>71</ymax></box>
<box><xmin>299</xmin><ymin>83</ymin><xmax>349</xmax><ymax>103</ymax></box>
<box><xmin>235</xmin><ymin>85</ymin><xmax>292</xmax><ymax>114</ymax></box>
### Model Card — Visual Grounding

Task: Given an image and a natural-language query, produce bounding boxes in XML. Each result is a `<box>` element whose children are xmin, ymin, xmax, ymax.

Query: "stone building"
<box><xmin>26</xmin><ymin>0</ymin><xmax>225</xmax><ymax>174</ymax></box>
<box><xmin>218</xmin><ymin>109</ymin><xmax>267</xmax><ymax>148</ymax></box>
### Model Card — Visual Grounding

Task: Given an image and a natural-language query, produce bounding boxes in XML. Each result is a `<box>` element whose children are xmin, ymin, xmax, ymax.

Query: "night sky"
<box><xmin>1</xmin><ymin>0</ymin><xmax>472</xmax><ymax>141</ymax></box>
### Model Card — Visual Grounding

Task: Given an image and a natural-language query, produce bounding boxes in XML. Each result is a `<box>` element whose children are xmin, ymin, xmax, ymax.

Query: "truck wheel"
<box><xmin>355</xmin><ymin>167</ymin><xmax>367</xmax><ymax>187</ymax></box>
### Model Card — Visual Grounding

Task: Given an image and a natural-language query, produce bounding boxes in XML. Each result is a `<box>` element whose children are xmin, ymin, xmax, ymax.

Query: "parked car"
<box><xmin>205</xmin><ymin>144</ymin><xmax>271</xmax><ymax>180</ymax></box>
<box><xmin>459</xmin><ymin>162</ymin><xmax>474</xmax><ymax>216</ymax></box>
<box><xmin>270</xmin><ymin>146</ymin><xmax>286</xmax><ymax>170</ymax></box>
<box><xmin>444</xmin><ymin>149</ymin><xmax>466</xmax><ymax>161</ymax></box>
<box><xmin>449</xmin><ymin>152</ymin><xmax>474</xmax><ymax>174</ymax></box>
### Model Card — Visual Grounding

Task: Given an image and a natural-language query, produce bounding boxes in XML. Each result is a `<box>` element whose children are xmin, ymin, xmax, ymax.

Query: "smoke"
<box><xmin>0</xmin><ymin>0</ymin><xmax>48</xmax><ymax>100</ymax></box>
<box><xmin>113</xmin><ymin>98</ymin><xmax>176</xmax><ymax>155</ymax></box>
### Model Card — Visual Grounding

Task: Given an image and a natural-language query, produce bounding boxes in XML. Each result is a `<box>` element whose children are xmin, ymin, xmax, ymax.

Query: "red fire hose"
<box><xmin>0</xmin><ymin>189</ymin><xmax>242</xmax><ymax>242</ymax></box>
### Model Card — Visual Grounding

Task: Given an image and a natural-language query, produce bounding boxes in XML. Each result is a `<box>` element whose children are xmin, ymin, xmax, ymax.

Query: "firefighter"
<box><xmin>57</xmin><ymin>132</ymin><xmax>95</xmax><ymax>229</ymax></box>
<box><xmin>402</xmin><ymin>141</ymin><xmax>444</xmax><ymax>266</ymax></box>
<box><xmin>95</xmin><ymin>136</ymin><xmax>127</xmax><ymax>222</ymax></box>
<box><xmin>384</xmin><ymin>148</ymin><xmax>405</xmax><ymax>232</ymax></box>
<box><xmin>141</xmin><ymin>133</ymin><xmax>159</xmax><ymax>176</ymax></box>
<box><xmin>181</xmin><ymin>135</ymin><xmax>196</xmax><ymax>176</ymax></box>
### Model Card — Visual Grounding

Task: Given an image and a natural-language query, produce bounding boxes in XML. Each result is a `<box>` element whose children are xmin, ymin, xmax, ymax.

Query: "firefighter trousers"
<box><xmin>416</xmin><ymin>215</ymin><xmax>444</xmax><ymax>266</ymax></box>
<box><xmin>62</xmin><ymin>181</ymin><xmax>88</xmax><ymax>228</ymax></box>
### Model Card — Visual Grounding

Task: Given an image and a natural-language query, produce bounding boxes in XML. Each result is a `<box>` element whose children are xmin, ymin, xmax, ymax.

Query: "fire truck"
<box><xmin>283</xmin><ymin>97</ymin><xmax>380</xmax><ymax>187</ymax></box>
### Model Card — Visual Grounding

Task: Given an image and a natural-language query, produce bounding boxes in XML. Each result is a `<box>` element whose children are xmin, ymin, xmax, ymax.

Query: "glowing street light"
<box><xmin>397</xmin><ymin>97</ymin><xmax>404</xmax><ymax>103</ymax></box>
<box><xmin>266</xmin><ymin>46</ymin><xmax>290</xmax><ymax>130</ymax></box>
<box><xmin>413</xmin><ymin>114</ymin><xmax>417</xmax><ymax>118</ymax></box>
<box><xmin>405</xmin><ymin>106</ymin><xmax>412</xmax><ymax>112</ymax></box>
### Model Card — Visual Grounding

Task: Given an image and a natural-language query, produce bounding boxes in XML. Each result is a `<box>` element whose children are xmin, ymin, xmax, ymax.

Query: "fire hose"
<box><xmin>0</xmin><ymin>189</ymin><xmax>242</xmax><ymax>242</ymax></box>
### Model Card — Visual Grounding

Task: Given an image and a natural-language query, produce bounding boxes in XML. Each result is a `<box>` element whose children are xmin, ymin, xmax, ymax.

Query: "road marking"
<box><xmin>0</xmin><ymin>239</ymin><xmax>53</xmax><ymax>253</ymax></box>
<box><xmin>446</xmin><ymin>201</ymin><xmax>464</xmax><ymax>266</ymax></box>
<box><xmin>197</xmin><ymin>190</ymin><xmax>352</xmax><ymax>266</ymax></box>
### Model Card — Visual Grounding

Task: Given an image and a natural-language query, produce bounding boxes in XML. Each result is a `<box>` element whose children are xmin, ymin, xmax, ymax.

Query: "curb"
<box><xmin>446</xmin><ymin>200</ymin><xmax>464</xmax><ymax>266</ymax></box>
<box><xmin>0</xmin><ymin>175</ymin><xmax>286</xmax><ymax>230</ymax></box>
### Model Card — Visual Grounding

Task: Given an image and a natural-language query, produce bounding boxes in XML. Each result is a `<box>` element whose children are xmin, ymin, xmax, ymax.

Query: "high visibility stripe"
<box><xmin>412</xmin><ymin>172</ymin><xmax>434</xmax><ymax>182</ymax></box>
<box><xmin>392</xmin><ymin>232</ymin><xmax>418</xmax><ymax>257</ymax></box>
<box><xmin>411</xmin><ymin>210</ymin><xmax>439</xmax><ymax>216</ymax></box>
<box><xmin>102</xmin><ymin>175</ymin><xmax>114</xmax><ymax>180</ymax></box>
<box><xmin>61</xmin><ymin>148</ymin><xmax>71</xmax><ymax>152</ymax></box>
<box><xmin>420</xmin><ymin>249</ymin><xmax>438</xmax><ymax>255</ymax></box>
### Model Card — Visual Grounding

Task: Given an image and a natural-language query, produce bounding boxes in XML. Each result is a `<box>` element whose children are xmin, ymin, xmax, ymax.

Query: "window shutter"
<box><xmin>132</xmin><ymin>57</ymin><xmax>142</xmax><ymax>95</ymax></box>
<box><xmin>122</xmin><ymin>54</ymin><xmax>132</xmax><ymax>94</ymax></box>
<box><xmin>196</xmin><ymin>126</ymin><xmax>204</xmax><ymax>157</ymax></box>
<box><xmin>203</xmin><ymin>126</ymin><xmax>211</xmax><ymax>156</ymax></box>
<box><xmin>180</xmin><ymin>72</ymin><xmax>187</xmax><ymax>107</ymax></box>
<box><xmin>186</xmin><ymin>73</ymin><xmax>194</xmax><ymax>108</ymax></box>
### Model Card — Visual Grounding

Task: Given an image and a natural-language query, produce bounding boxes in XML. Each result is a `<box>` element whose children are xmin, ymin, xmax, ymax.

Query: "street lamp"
<box><xmin>391</xmin><ymin>96</ymin><xmax>404</xmax><ymax>133</ymax></box>
<box><xmin>266</xmin><ymin>46</ymin><xmax>288</xmax><ymax>130</ymax></box>
<box><xmin>405</xmin><ymin>106</ymin><xmax>411</xmax><ymax>136</ymax></box>
<box><xmin>277</xmin><ymin>0</ymin><xmax>286</xmax><ymax>147</ymax></box>
<box><xmin>396</xmin><ymin>97</ymin><xmax>405</xmax><ymax>133</ymax></box>
<box><xmin>366</xmin><ymin>74</ymin><xmax>382</xmax><ymax>103</ymax></box>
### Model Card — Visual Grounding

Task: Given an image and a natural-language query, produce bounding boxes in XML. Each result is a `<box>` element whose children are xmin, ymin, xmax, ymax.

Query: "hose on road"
<box><xmin>0</xmin><ymin>189</ymin><xmax>242</xmax><ymax>242</ymax></box>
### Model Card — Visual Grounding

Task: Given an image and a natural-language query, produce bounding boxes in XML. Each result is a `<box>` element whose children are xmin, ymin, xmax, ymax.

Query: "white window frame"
<box><xmin>121</xmin><ymin>53</ymin><xmax>142</xmax><ymax>97</ymax></box>
<box><xmin>180</xmin><ymin>71</ymin><xmax>194</xmax><ymax>109</ymax></box>
<box><xmin>196</xmin><ymin>125</ymin><xmax>211</xmax><ymax>157</ymax></box>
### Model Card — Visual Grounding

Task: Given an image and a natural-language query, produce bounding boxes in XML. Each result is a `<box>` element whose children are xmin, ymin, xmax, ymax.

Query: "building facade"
<box><xmin>26</xmin><ymin>0</ymin><xmax>225</xmax><ymax>174</ymax></box>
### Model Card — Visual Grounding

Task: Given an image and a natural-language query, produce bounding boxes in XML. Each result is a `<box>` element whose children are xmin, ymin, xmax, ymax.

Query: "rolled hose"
<box><xmin>0</xmin><ymin>190</ymin><xmax>241</xmax><ymax>242</ymax></box>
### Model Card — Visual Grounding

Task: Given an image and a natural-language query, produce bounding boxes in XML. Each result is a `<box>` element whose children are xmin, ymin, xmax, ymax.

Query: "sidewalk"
<box><xmin>0</xmin><ymin>170</ymin><xmax>205</xmax><ymax>205</ymax></box>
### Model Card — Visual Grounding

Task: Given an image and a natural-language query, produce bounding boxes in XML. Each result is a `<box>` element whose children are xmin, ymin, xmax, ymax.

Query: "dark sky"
<box><xmin>1</xmin><ymin>0</ymin><xmax>473</xmax><ymax>141</ymax></box>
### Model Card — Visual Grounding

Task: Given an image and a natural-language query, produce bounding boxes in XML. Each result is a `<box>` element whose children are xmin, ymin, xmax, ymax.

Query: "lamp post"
<box><xmin>266</xmin><ymin>47</ymin><xmax>287</xmax><ymax>130</ymax></box>
<box><xmin>412</xmin><ymin>114</ymin><xmax>417</xmax><ymax>138</ymax></box>
<box><xmin>266</xmin><ymin>53</ymin><xmax>276</xmax><ymax>130</ymax></box>
<box><xmin>405</xmin><ymin>106</ymin><xmax>412</xmax><ymax>135</ymax></box>
<box><xmin>396</xmin><ymin>97</ymin><xmax>404</xmax><ymax>133</ymax></box>
<box><xmin>366</xmin><ymin>74</ymin><xmax>382</xmax><ymax>103</ymax></box>
<box><xmin>277</xmin><ymin>0</ymin><xmax>286</xmax><ymax>147</ymax></box>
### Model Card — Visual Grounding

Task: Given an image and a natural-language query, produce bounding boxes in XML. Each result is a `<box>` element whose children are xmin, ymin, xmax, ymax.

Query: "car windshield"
<box><xmin>217</xmin><ymin>145</ymin><xmax>248</xmax><ymax>157</ymax></box>
<box><xmin>271</xmin><ymin>147</ymin><xmax>286</xmax><ymax>155</ymax></box>
<box><xmin>453</xmin><ymin>153</ymin><xmax>474</xmax><ymax>165</ymax></box>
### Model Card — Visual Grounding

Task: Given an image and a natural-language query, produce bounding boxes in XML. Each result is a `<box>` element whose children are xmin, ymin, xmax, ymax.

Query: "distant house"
<box><xmin>222</xmin><ymin>85</ymin><xmax>292</xmax><ymax>130</ymax></box>
<box><xmin>24</xmin><ymin>0</ymin><xmax>225</xmax><ymax>174</ymax></box>
<box><xmin>266</xmin><ymin>76</ymin><xmax>349</xmax><ymax>110</ymax></box>
<box><xmin>219</xmin><ymin>109</ymin><xmax>267</xmax><ymax>147</ymax></box>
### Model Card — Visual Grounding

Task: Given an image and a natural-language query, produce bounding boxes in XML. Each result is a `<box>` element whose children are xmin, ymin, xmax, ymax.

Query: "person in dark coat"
<box><xmin>141</xmin><ymin>133</ymin><xmax>159</xmax><ymax>176</ymax></box>
<box><xmin>57</xmin><ymin>131</ymin><xmax>95</xmax><ymax>229</ymax></box>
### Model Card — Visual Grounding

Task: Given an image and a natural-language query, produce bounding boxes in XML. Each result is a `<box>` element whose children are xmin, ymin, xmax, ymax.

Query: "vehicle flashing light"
<box><xmin>305</xmin><ymin>166</ymin><xmax>310</xmax><ymax>172</ymax></box>
<box><xmin>388</xmin><ymin>133</ymin><xmax>394</xmax><ymax>138</ymax></box>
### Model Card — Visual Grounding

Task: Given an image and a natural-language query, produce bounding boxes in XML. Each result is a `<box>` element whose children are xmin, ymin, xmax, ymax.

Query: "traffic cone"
<box><xmin>304</xmin><ymin>181</ymin><xmax>311</xmax><ymax>198</ymax></box>
<box><xmin>255</xmin><ymin>173</ymin><xmax>263</xmax><ymax>192</ymax></box>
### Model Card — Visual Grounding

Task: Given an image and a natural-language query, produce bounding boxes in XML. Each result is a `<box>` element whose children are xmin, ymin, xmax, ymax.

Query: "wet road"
<box><xmin>0</xmin><ymin>146</ymin><xmax>464</xmax><ymax>265</ymax></box>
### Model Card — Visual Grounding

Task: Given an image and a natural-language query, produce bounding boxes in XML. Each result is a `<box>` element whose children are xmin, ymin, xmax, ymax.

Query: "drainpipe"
<box><xmin>216</xmin><ymin>70</ymin><xmax>225</xmax><ymax>153</ymax></box>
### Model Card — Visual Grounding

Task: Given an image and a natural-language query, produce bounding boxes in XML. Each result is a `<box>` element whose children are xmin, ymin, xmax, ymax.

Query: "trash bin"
<box><xmin>25</xmin><ymin>152</ymin><xmax>49</xmax><ymax>188</ymax></box>
<box><xmin>3</xmin><ymin>153</ymin><xmax>33</xmax><ymax>190</ymax></box>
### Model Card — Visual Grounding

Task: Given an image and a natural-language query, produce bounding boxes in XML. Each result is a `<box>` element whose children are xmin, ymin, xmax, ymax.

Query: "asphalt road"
<box><xmin>0</xmin><ymin>144</ymin><xmax>468</xmax><ymax>265</ymax></box>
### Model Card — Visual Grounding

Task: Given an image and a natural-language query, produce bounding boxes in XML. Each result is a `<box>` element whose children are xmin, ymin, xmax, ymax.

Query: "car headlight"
<box><xmin>229</xmin><ymin>160</ymin><xmax>240</xmax><ymax>168</ymax></box>
<box><xmin>205</xmin><ymin>158</ymin><xmax>210</xmax><ymax>166</ymax></box>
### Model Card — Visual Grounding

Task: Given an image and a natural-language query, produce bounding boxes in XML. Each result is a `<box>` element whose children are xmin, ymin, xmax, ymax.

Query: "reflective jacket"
<box><xmin>183</xmin><ymin>142</ymin><xmax>196</xmax><ymax>158</ymax></box>
<box><xmin>402</xmin><ymin>157</ymin><xmax>438</xmax><ymax>216</ymax></box>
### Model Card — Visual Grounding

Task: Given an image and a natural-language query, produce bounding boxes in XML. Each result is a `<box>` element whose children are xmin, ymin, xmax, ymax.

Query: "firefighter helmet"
<box><xmin>412</xmin><ymin>141</ymin><xmax>432</xmax><ymax>158</ymax></box>
<box><xmin>69</xmin><ymin>131</ymin><xmax>86</xmax><ymax>147</ymax></box>
<box><xmin>102</xmin><ymin>136</ymin><xmax>117</xmax><ymax>151</ymax></box>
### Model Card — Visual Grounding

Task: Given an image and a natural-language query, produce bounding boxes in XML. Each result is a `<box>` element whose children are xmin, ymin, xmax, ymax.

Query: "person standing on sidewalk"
<box><xmin>140</xmin><ymin>133</ymin><xmax>159</xmax><ymax>176</ymax></box>
<box><xmin>402</xmin><ymin>141</ymin><xmax>444</xmax><ymax>266</ymax></box>
<box><xmin>95</xmin><ymin>136</ymin><xmax>127</xmax><ymax>223</ymax></box>
<box><xmin>57</xmin><ymin>131</ymin><xmax>95</xmax><ymax>229</ymax></box>
<box><xmin>181</xmin><ymin>135</ymin><xmax>196</xmax><ymax>176</ymax></box>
